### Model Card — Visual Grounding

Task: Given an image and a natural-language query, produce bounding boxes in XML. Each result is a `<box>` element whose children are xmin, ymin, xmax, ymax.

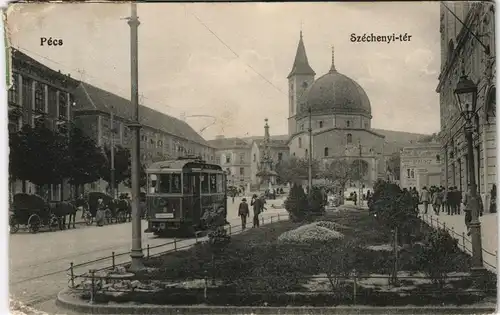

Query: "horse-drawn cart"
<box><xmin>87</xmin><ymin>192</ymin><xmax>130</xmax><ymax>225</ymax></box>
<box><xmin>9</xmin><ymin>193</ymin><xmax>59</xmax><ymax>233</ymax></box>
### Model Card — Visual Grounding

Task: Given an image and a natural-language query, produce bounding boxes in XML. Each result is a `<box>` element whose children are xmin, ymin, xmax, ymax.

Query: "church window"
<box><xmin>301</xmin><ymin>124</ymin><xmax>304</xmax><ymax>131</ymax></box>
<box><xmin>298</xmin><ymin>137</ymin><xmax>302</xmax><ymax>148</ymax></box>
<box><xmin>346</xmin><ymin>133</ymin><xmax>352</xmax><ymax>144</ymax></box>
<box><xmin>302</xmin><ymin>82</ymin><xmax>308</xmax><ymax>88</ymax></box>
<box><xmin>290</xmin><ymin>83</ymin><xmax>294</xmax><ymax>93</ymax></box>
<box><xmin>305</xmin><ymin>149</ymin><xmax>308</xmax><ymax>156</ymax></box>
<box><xmin>35</xmin><ymin>83</ymin><xmax>46</xmax><ymax>113</ymax></box>
<box><xmin>226</xmin><ymin>155</ymin><xmax>231</xmax><ymax>164</ymax></box>
<box><xmin>278</xmin><ymin>152</ymin><xmax>283</xmax><ymax>161</ymax></box>
<box><xmin>324</xmin><ymin>147</ymin><xmax>329</xmax><ymax>157</ymax></box>
<box><xmin>240</xmin><ymin>167</ymin><xmax>245</xmax><ymax>176</ymax></box>
<box><xmin>319</xmin><ymin>121</ymin><xmax>323</xmax><ymax>128</ymax></box>
<box><xmin>364</xmin><ymin>122</ymin><xmax>368</xmax><ymax>129</ymax></box>
<box><xmin>346</xmin><ymin>120</ymin><xmax>351</xmax><ymax>128</ymax></box>
<box><xmin>253</xmin><ymin>153</ymin><xmax>256</xmax><ymax>162</ymax></box>
<box><xmin>293</xmin><ymin>152</ymin><xmax>296</xmax><ymax>156</ymax></box>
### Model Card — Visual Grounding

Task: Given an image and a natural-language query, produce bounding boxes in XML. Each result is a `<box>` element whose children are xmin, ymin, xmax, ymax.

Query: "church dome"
<box><xmin>299</xmin><ymin>48</ymin><xmax>371</xmax><ymax>118</ymax></box>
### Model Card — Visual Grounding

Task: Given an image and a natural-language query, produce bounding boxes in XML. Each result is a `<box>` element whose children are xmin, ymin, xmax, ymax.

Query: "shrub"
<box><xmin>369</xmin><ymin>180</ymin><xmax>418</xmax><ymax>244</ymax></box>
<box><xmin>412</xmin><ymin>228</ymin><xmax>464</xmax><ymax>288</ymax></box>
<box><xmin>284</xmin><ymin>184</ymin><xmax>309</xmax><ymax>221</ymax></box>
<box><xmin>278</xmin><ymin>223</ymin><xmax>343</xmax><ymax>243</ymax></box>
<box><xmin>308</xmin><ymin>186</ymin><xmax>327</xmax><ymax>214</ymax></box>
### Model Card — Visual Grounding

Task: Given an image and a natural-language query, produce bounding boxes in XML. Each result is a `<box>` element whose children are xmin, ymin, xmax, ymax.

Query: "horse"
<box><xmin>49</xmin><ymin>201</ymin><xmax>78</xmax><ymax>230</ymax></box>
<box><xmin>113</xmin><ymin>198</ymin><xmax>132</xmax><ymax>223</ymax></box>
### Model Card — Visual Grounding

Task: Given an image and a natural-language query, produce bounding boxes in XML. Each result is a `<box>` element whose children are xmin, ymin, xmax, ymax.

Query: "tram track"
<box><xmin>10</xmin><ymin>206</ymin><xmax>288</xmax><ymax>308</ymax></box>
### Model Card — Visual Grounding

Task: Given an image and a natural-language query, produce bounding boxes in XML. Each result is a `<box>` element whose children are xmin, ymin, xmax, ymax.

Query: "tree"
<box><xmin>11</xmin><ymin>124</ymin><xmax>68</xmax><ymax>191</ymax></box>
<box><xmin>322</xmin><ymin>159</ymin><xmax>353</xmax><ymax>193</ymax></box>
<box><xmin>100</xmin><ymin>145</ymin><xmax>131</xmax><ymax>188</ymax></box>
<box><xmin>66</xmin><ymin>126</ymin><xmax>106</xmax><ymax>191</ymax></box>
<box><xmin>386</xmin><ymin>152</ymin><xmax>401</xmax><ymax>181</ymax></box>
<box><xmin>275</xmin><ymin>157</ymin><xmax>321</xmax><ymax>185</ymax></box>
<box><xmin>123</xmin><ymin>162</ymin><xmax>147</xmax><ymax>189</ymax></box>
<box><xmin>350</xmin><ymin>159</ymin><xmax>369</xmax><ymax>182</ymax></box>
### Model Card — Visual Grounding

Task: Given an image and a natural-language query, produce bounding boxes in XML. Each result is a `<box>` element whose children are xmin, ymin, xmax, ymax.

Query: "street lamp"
<box><xmin>453</xmin><ymin>71</ymin><xmax>485</xmax><ymax>276</ymax></box>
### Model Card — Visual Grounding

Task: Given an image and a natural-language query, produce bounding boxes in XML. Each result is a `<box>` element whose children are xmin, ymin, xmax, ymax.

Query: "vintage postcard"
<box><xmin>5</xmin><ymin>1</ymin><xmax>497</xmax><ymax>314</ymax></box>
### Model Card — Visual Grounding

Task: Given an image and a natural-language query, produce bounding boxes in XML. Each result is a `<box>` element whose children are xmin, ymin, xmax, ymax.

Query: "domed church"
<box><xmin>287</xmin><ymin>32</ymin><xmax>387</xmax><ymax>185</ymax></box>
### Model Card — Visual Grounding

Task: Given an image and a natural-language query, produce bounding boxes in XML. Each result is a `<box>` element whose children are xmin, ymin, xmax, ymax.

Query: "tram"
<box><xmin>144</xmin><ymin>156</ymin><xmax>227</xmax><ymax>236</ymax></box>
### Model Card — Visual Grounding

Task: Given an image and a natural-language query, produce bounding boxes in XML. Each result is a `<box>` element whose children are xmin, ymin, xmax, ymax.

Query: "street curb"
<box><xmin>56</xmin><ymin>289</ymin><xmax>497</xmax><ymax>315</ymax></box>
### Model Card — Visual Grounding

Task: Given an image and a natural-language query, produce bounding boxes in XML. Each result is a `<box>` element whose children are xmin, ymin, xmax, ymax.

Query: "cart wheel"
<box><xmin>28</xmin><ymin>214</ymin><xmax>41</xmax><ymax>233</ymax></box>
<box><xmin>117</xmin><ymin>211</ymin><xmax>127</xmax><ymax>223</ymax></box>
<box><xmin>9</xmin><ymin>216</ymin><xmax>19</xmax><ymax>234</ymax></box>
<box><xmin>105</xmin><ymin>209</ymin><xmax>113</xmax><ymax>224</ymax></box>
<box><xmin>84</xmin><ymin>212</ymin><xmax>93</xmax><ymax>226</ymax></box>
<box><xmin>48</xmin><ymin>214</ymin><xmax>59</xmax><ymax>232</ymax></box>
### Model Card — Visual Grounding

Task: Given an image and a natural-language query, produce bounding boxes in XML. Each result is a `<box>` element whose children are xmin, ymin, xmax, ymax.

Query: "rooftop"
<box><xmin>73</xmin><ymin>82</ymin><xmax>212</xmax><ymax>147</ymax></box>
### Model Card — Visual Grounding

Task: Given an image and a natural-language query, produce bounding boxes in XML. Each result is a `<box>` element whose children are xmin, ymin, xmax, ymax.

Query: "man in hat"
<box><xmin>238</xmin><ymin>198</ymin><xmax>250</xmax><ymax>230</ymax></box>
<box><xmin>251</xmin><ymin>194</ymin><xmax>266</xmax><ymax>228</ymax></box>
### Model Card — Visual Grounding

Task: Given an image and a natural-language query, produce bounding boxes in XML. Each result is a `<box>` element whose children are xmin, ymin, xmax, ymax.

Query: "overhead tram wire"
<box><xmin>12</xmin><ymin>45</ymin><xmax>200</xmax><ymax>119</ymax></box>
<box><xmin>186</xmin><ymin>8</ymin><xmax>287</xmax><ymax>97</ymax></box>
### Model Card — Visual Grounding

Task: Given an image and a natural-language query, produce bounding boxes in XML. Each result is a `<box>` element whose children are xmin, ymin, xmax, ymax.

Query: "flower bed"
<box><xmin>84</xmin><ymin>210</ymin><xmax>497</xmax><ymax>306</ymax></box>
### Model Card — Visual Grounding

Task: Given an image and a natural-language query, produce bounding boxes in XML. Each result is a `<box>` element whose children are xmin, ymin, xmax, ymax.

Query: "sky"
<box><xmin>6</xmin><ymin>2</ymin><xmax>441</xmax><ymax>140</ymax></box>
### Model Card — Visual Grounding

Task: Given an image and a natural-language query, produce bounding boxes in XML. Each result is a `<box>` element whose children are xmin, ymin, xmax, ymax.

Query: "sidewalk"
<box><xmin>419</xmin><ymin>205</ymin><xmax>498</xmax><ymax>273</ymax></box>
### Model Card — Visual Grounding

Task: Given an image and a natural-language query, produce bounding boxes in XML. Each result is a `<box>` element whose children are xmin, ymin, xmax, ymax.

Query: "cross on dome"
<box><xmin>329</xmin><ymin>45</ymin><xmax>336</xmax><ymax>73</ymax></box>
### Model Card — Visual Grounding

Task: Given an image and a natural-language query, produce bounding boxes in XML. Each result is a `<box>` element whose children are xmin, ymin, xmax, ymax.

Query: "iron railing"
<box><xmin>420</xmin><ymin>213</ymin><xmax>497</xmax><ymax>272</ymax></box>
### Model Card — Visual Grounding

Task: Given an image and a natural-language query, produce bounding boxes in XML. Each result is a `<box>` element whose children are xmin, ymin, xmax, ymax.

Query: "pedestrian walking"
<box><xmin>420</xmin><ymin>186</ymin><xmax>430</xmax><ymax>214</ymax></box>
<box><xmin>432</xmin><ymin>187</ymin><xmax>443</xmax><ymax>215</ymax></box>
<box><xmin>353</xmin><ymin>191</ymin><xmax>357</xmax><ymax>206</ymax></box>
<box><xmin>238</xmin><ymin>198</ymin><xmax>250</xmax><ymax>230</ymax></box>
<box><xmin>251</xmin><ymin>194</ymin><xmax>266</xmax><ymax>228</ymax></box>
<box><xmin>490</xmin><ymin>184</ymin><xmax>497</xmax><ymax>213</ymax></box>
<box><xmin>463</xmin><ymin>184</ymin><xmax>473</xmax><ymax>235</ymax></box>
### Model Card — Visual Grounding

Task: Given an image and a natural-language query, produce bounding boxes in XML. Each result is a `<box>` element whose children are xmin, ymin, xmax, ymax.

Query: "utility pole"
<box><xmin>110</xmin><ymin>108</ymin><xmax>116</xmax><ymax>199</ymax></box>
<box><xmin>128</xmin><ymin>1</ymin><xmax>144</xmax><ymax>272</ymax></box>
<box><xmin>308</xmin><ymin>107</ymin><xmax>313</xmax><ymax>194</ymax></box>
<box><xmin>358</xmin><ymin>139</ymin><xmax>363</xmax><ymax>206</ymax></box>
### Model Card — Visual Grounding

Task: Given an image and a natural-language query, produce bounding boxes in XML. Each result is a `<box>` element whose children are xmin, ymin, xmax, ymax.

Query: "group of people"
<box><xmin>411</xmin><ymin>184</ymin><xmax>497</xmax><ymax>236</ymax></box>
<box><xmin>237</xmin><ymin>194</ymin><xmax>267</xmax><ymax>229</ymax></box>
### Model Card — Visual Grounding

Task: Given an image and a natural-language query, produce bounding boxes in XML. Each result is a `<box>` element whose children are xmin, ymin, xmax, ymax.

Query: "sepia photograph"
<box><xmin>4</xmin><ymin>1</ymin><xmax>497</xmax><ymax>314</ymax></box>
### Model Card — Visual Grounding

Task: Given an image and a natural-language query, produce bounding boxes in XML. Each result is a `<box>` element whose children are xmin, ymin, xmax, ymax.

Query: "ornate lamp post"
<box><xmin>453</xmin><ymin>71</ymin><xmax>485</xmax><ymax>276</ymax></box>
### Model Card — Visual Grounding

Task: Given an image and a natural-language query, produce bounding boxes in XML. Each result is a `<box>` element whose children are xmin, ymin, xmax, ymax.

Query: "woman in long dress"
<box><xmin>95</xmin><ymin>198</ymin><xmax>106</xmax><ymax>227</ymax></box>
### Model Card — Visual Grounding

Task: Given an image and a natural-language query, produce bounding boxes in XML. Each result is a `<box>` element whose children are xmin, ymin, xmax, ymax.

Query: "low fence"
<box><xmin>420</xmin><ymin>213</ymin><xmax>497</xmax><ymax>272</ymax></box>
<box><xmin>67</xmin><ymin>212</ymin><xmax>290</xmax><ymax>289</ymax></box>
<box><xmin>69</xmin><ymin>272</ymin><xmax>493</xmax><ymax>305</ymax></box>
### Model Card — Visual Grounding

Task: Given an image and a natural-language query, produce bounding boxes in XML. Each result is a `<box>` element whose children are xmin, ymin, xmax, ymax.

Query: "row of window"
<box><xmin>299</xmin><ymin>120</ymin><xmax>370</xmax><ymax>132</ymax></box>
<box><xmin>9</xmin><ymin>74</ymin><xmax>71</xmax><ymax>119</ymax></box>
<box><xmin>252</xmin><ymin>152</ymin><xmax>283</xmax><ymax>162</ymax></box>
<box><xmin>223</xmin><ymin>153</ymin><xmax>247</xmax><ymax>164</ymax></box>
<box><xmin>298</xmin><ymin>134</ymin><xmax>354</xmax><ymax>149</ymax></box>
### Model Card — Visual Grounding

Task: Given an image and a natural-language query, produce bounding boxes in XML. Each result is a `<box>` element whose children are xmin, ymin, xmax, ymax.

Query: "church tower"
<box><xmin>287</xmin><ymin>31</ymin><xmax>315</xmax><ymax>137</ymax></box>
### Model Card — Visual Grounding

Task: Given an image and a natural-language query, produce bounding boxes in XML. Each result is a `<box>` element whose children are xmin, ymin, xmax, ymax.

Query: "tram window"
<box><xmin>159</xmin><ymin>174</ymin><xmax>171</xmax><ymax>193</ymax></box>
<box><xmin>148</xmin><ymin>174</ymin><xmax>158</xmax><ymax>193</ymax></box>
<box><xmin>171</xmin><ymin>173</ymin><xmax>182</xmax><ymax>193</ymax></box>
<box><xmin>209</xmin><ymin>174</ymin><xmax>217</xmax><ymax>193</ymax></box>
<box><xmin>216</xmin><ymin>174</ymin><xmax>223</xmax><ymax>193</ymax></box>
<box><xmin>201</xmin><ymin>173</ymin><xmax>209</xmax><ymax>193</ymax></box>
<box><xmin>183</xmin><ymin>173</ymin><xmax>192</xmax><ymax>193</ymax></box>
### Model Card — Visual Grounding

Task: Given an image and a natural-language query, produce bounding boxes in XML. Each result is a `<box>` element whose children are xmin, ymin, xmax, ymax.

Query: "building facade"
<box><xmin>208</xmin><ymin>136</ymin><xmax>252</xmax><ymax>188</ymax></box>
<box><xmin>8</xmin><ymin>49</ymin><xmax>80</xmax><ymax>200</ymax></box>
<box><xmin>72</xmin><ymin>82</ymin><xmax>216</xmax><ymax>194</ymax></box>
<box><xmin>400</xmin><ymin>143</ymin><xmax>442</xmax><ymax>189</ymax></box>
<box><xmin>437</xmin><ymin>2</ymin><xmax>496</xmax><ymax>206</ymax></box>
